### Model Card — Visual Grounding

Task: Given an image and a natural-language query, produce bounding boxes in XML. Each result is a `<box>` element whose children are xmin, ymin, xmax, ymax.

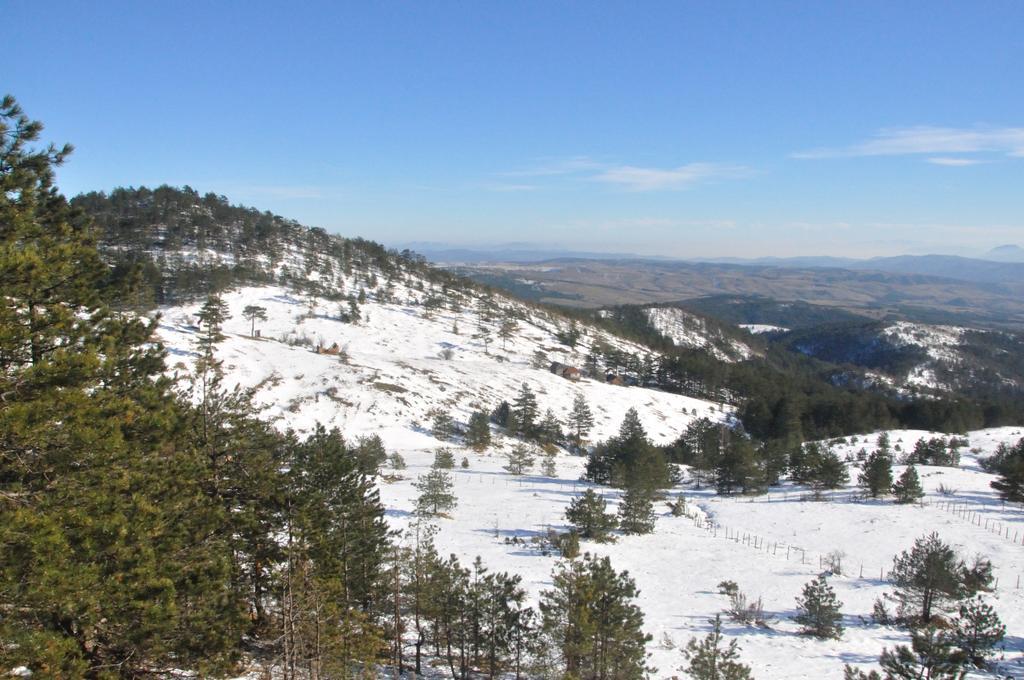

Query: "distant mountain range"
<box><xmin>394</xmin><ymin>242</ymin><xmax>669</xmax><ymax>263</ymax></box>
<box><xmin>696</xmin><ymin>253</ymin><xmax>1024</xmax><ymax>287</ymax></box>
<box><xmin>410</xmin><ymin>242</ymin><xmax>1024</xmax><ymax>287</ymax></box>
<box><xmin>984</xmin><ymin>244</ymin><xmax>1024</xmax><ymax>262</ymax></box>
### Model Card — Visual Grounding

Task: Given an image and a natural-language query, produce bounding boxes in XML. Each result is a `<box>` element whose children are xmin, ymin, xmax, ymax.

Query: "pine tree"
<box><xmin>793</xmin><ymin>574</ymin><xmax>844</xmax><ymax>639</ymax></box>
<box><xmin>876</xmin><ymin>432</ymin><xmax>892</xmax><ymax>457</ymax></box>
<box><xmin>504</xmin><ymin>444</ymin><xmax>536</xmax><ymax>475</ymax></box>
<box><xmin>499</xmin><ymin>316</ymin><xmax>519</xmax><ymax>350</ymax></box>
<box><xmin>389</xmin><ymin>451</ymin><xmax>407</xmax><ymax>470</ymax></box>
<box><xmin>397</xmin><ymin>521</ymin><xmax>441</xmax><ymax>676</ymax></box>
<box><xmin>680</xmin><ymin>419</ymin><xmax>723</xmax><ymax>489</ymax></box>
<box><xmin>355</xmin><ymin>433</ymin><xmax>388</xmax><ymax>476</ymax></box>
<box><xmin>951</xmin><ymin>597</ymin><xmax>1005</xmax><ymax>668</ymax></box>
<box><xmin>433</xmin><ymin>447</ymin><xmax>456</xmax><ymax>469</ymax></box>
<box><xmin>715</xmin><ymin>433</ymin><xmax>762</xmax><ymax>496</ymax></box>
<box><xmin>287</xmin><ymin>426</ymin><xmax>390</xmax><ymax>612</ymax></box>
<box><xmin>431</xmin><ymin>409</ymin><xmax>456</xmax><ymax>441</ymax></box>
<box><xmin>989</xmin><ymin>437</ymin><xmax>1024</xmax><ymax>503</ymax></box>
<box><xmin>541</xmin><ymin>452</ymin><xmax>558</xmax><ymax>477</ymax></box>
<box><xmin>0</xmin><ymin>96</ymin><xmax>245</xmax><ymax>674</ymax></box>
<box><xmin>565</xmin><ymin>489</ymin><xmax>618</xmax><ymax>541</ymax></box>
<box><xmin>539</xmin><ymin>554</ymin><xmax>650</xmax><ymax>680</ymax></box>
<box><xmin>242</xmin><ymin>303</ymin><xmax>268</xmax><ymax>336</ymax></box>
<box><xmin>465</xmin><ymin>410</ymin><xmax>492</xmax><ymax>451</ymax></box>
<box><xmin>879</xmin><ymin>627</ymin><xmax>963</xmax><ymax>680</ymax></box>
<box><xmin>606</xmin><ymin>408</ymin><xmax>671</xmax><ymax>491</ymax></box>
<box><xmin>758</xmin><ymin>439</ymin><xmax>789</xmax><ymax>487</ymax></box>
<box><xmin>892</xmin><ymin>465</ymin><xmax>924</xmax><ymax>504</ymax></box>
<box><xmin>617</xmin><ymin>486</ymin><xmax>657</xmax><ymax>535</ymax></box>
<box><xmin>537</xmin><ymin>408</ymin><xmax>563</xmax><ymax>446</ymax></box>
<box><xmin>347</xmin><ymin>295</ymin><xmax>361</xmax><ymax>323</ymax></box>
<box><xmin>682</xmin><ymin>615</ymin><xmax>754</xmax><ymax>680</ymax></box>
<box><xmin>889</xmin><ymin>532</ymin><xmax>993</xmax><ymax>625</ymax></box>
<box><xmin>789</xmin><ymin>442</ymin><xmax>817</xmax><ymax>485</ymax></box>
<box><xmin>568</xmin><ymin>393</ymin><xmax>595</xmax><ymax>450</ymax></box>
<box><xmin>859</xmin><ymin>449</ymin><xmax>894</xmax><ymax>498</ymax></box>
<box><xmin>813</xmin><ymin>448</ymin><xmax>850</xmax><ymax>491</ymax></box>
<box><xmin>511</xmin><ymin>382</ymin><xmax>540</xmax><ymax>438</ymax></box>
<box><xmin>414</xmin><ymin>468</ymin><xmax>457</xmax><ymax>516</ymax></box>
<box><xmin>842</xmin><ymin>665</ymin><xmax>881</xmax><ymax>680</ymax></box>
<box><xmin>197</xmin><ymin>293</ymin><xmax>230</xmax><ymax>347</ymax></box>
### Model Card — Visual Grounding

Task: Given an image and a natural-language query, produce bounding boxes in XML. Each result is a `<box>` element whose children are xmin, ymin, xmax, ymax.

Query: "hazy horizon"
<box><xmin>6</xmin><ymin>2</ymin><xmax>1023</xmax><ymax>259</ymax></box>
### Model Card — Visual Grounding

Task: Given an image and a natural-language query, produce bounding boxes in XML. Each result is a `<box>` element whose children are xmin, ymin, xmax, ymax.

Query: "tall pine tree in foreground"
<box><xmin>282</xmin><ymin>425</ymin><xmax>389</xmax><ymax>674</ymax></box>
<box><xmin>540</xmin><ymin>554</ymin><xmax>651</xmax><ymax>680</ymax></box>
<box><xmin>0</xmin><ymin>94</ymin><xmax>244</xmax><ymax>676</ymax></box>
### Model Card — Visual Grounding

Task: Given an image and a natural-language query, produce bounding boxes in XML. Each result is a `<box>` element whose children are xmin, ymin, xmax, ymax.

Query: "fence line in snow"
<box><xmin>675</xmin><ymin>503</ymin><xmax>1022</xmax><ymax>593</ymax></box>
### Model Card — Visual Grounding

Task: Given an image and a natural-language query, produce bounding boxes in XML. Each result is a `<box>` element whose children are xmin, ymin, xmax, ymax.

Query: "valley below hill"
<box><xmin>456</xmin><ymin>259</ymin><xmax>1024</xmax><ymax>330</ymax></box>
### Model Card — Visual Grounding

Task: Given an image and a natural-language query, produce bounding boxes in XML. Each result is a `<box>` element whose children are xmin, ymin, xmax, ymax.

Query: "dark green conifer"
<box><xmin>618</xmin><ymin>486</ymin><xmax>657</xmax><ymax>535</ymax></box>
<box><xmin>465</xmin><ymin>410</ymin><xmax>492</xmax><ymax>451</ymax></box>
<box><xmin>539</xmin><ymin>554</ymin><xmax>650</xmax><ymax>679</ymax></box>
<box><xmin>793</xmin><ymin>574</ymin><xmax>844</xmax><ymax>639</ymax></box>
<box><xmin>568</xmin><ymin>393</ymin><xmax>595</xmax><ymax>450</ymax></box>
<box><xmin>0</xmin><ymin>95</ymin><xmax>244</xmax><ymax>674</ymax></box>
<box><xmin>989</xmin><ymin>438</ymin><xmax>1024</xmax><ymax>503</ymax></box>
<box><xmin>682</xmin><ymin>615</ymin><xmax>754</xmax><ymax>680</ymax></box>
<box><xmin>414</xmin><ymin>468</ymin><xmax>457</xmax><ymax>516</ymax></box>
<box><xmin>893</xmin><ymin>465</ymin><xmax>924</xmax><ymax>504</ymax></box>
<box><xmin>565</xmin><ymin>489</ymin><xmax>618</xmax><ymax>541</ymax></box>
<box><xmin>511</xmin><ymin>382</ymin><xmax>540</xmax><ymax>437</ymax></box>
<box><xmin>859</xmin><ymin>449</ymin><xmax>894</xmax><ymax>498</ymax></box>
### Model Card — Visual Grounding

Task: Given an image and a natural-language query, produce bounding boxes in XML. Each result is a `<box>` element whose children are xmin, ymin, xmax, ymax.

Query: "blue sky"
<box><xmin>5</xmin><ymin>1</ymin><xmax>1022</xmax><ymax>257</ymax></box>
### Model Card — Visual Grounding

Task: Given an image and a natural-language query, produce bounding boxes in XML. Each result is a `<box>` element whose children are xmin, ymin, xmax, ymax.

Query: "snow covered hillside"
<box><xmin>158</xmin><ymin>284</ymin><xmax>728</xmax><ymax>443</ymax></box>
<box><xmin>154</xmin><ymin>279</ymin><xmax>1024</xmax><ymax>679</ymax></box>
<box><xmin>784</xmin><ymin>320</ymin><xmax>1024</xmax><ymax>396</ymax></box>
<box><xmin>642</xmin><ymin>306</ymin><xmax>754</xmax><ymax>362</ymax></box>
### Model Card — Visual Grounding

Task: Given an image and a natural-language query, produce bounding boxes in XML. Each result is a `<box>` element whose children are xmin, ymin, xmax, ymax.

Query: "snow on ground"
<box><xmin>882</xmin><ymin>322</ymin><xmax>966</xmax><ymax>363</ymax></box>
<box><xmin>739</xmin><ymin>323</ymin><xmax>789</xmax><ymax>334</ymax></box>
<box><xmin>155</xmin><ymin>283</ymin><xmax>1024</xmax><ymax>679</ymax></box>
<box><xmin>158</xmin><ymin>284</ymin><xmax>728</xmax><ymax>442</ymax></box>
<box><xmin>369</xmin><ymin>427</ymin><xmax>1024</xmax><ymax>679</ymax></box>
<box><xmin>881</xmin><ymin>322</ymin><xmax>970</xmax><ymax>390</ymax></box>
<box><xmin>643</xmin><ymin>307</ymin><xmax>753</xmax><ymax>362</ymax></box>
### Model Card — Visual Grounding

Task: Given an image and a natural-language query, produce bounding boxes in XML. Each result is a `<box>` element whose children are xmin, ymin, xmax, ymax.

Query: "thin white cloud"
<box><xmin>496</xmin><ymin>157</ymin><xmax>750</xmax><ymax>192</ymax></box>
<box><xmin>926</xmin><ymin>157</ymin><xmax>987</xmax><ymax>166</ymax></box>
<box><xmin>594</xmin><ymin>163</ymin><xmax>750</xmax><ymax>191</ymax></box>
<box><xmin>794</xmin><ymin>125</ymin><xmax>1024</xmax><ymax>161</ymax></box>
